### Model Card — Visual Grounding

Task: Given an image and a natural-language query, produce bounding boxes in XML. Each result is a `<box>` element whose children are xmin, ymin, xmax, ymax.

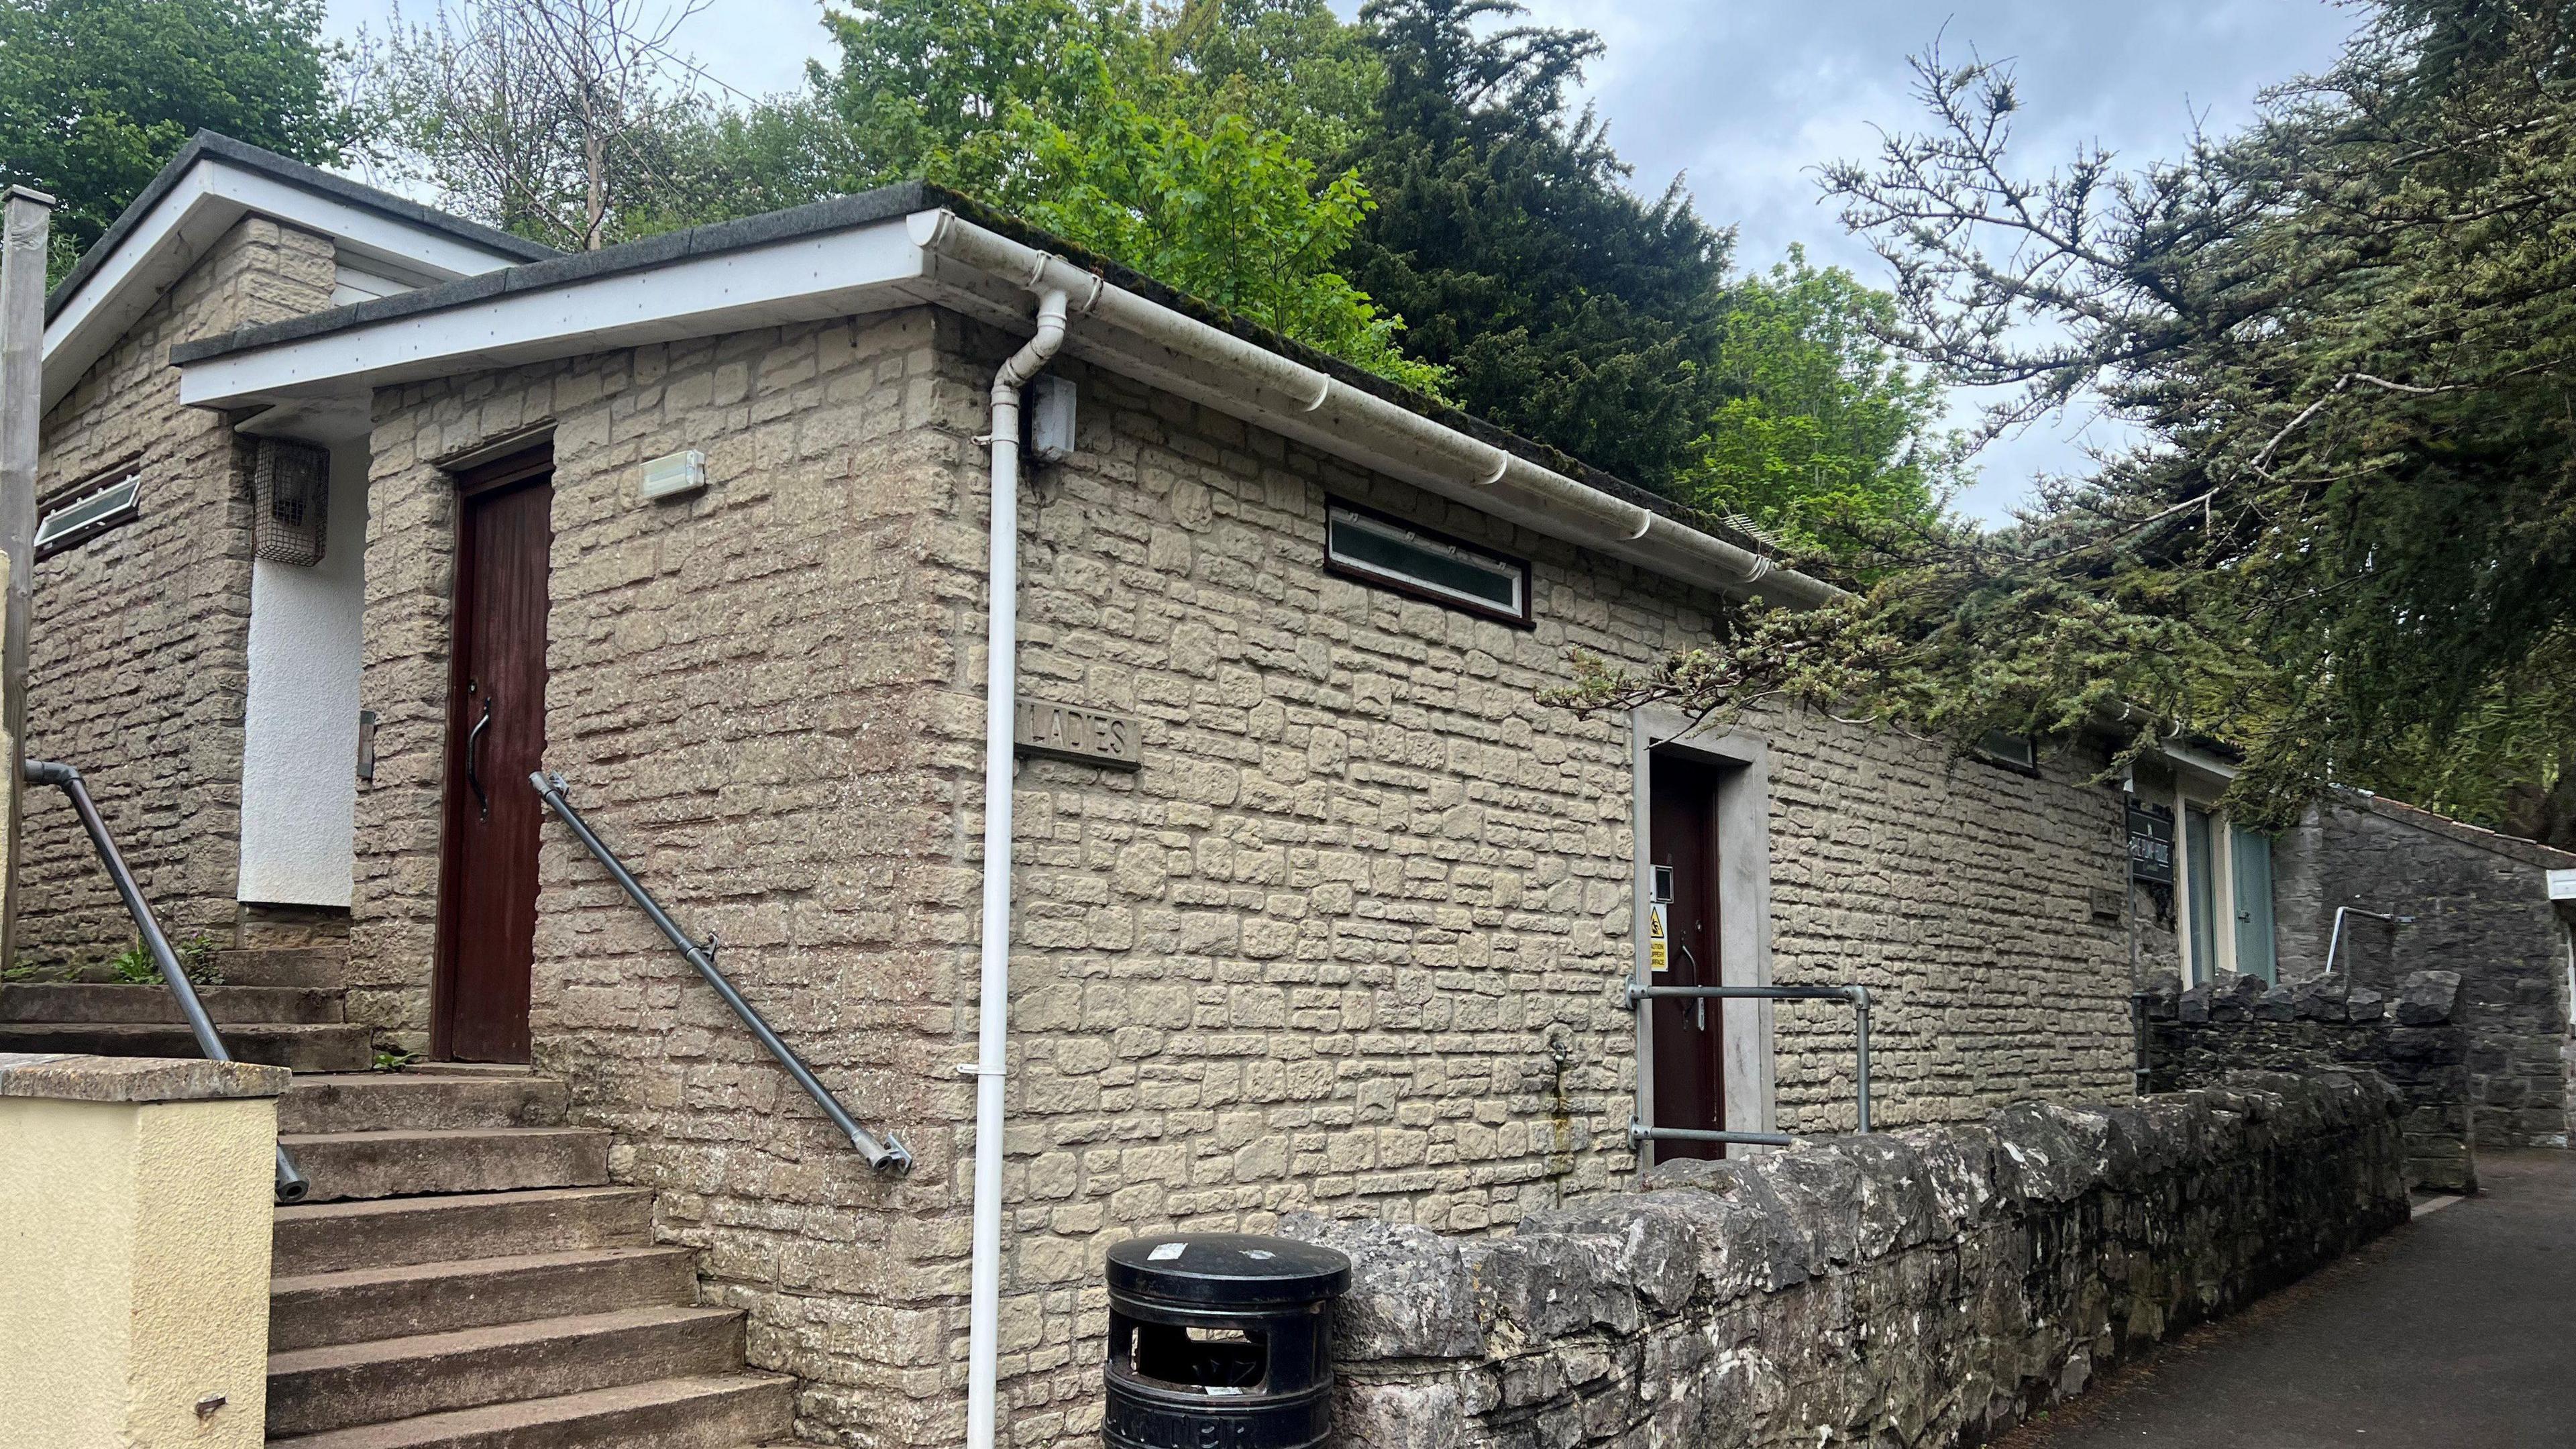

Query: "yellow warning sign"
<box><xmin>1647</xmin><ymin>903</ymin><xmax>1669</xmax><ymax>973</ymax></box>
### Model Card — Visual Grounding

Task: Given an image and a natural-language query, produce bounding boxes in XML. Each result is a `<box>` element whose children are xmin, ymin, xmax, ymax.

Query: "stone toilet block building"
<box><xmin>23</xmin><ymin>136</ymin><xmax>2210</xmax><ymax>1447</ymax></box>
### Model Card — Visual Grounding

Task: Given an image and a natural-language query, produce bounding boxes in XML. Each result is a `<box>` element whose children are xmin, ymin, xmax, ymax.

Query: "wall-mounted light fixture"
<box><xmin>639</xmin><ymin>449</ymin><xmax>707</xmax><ymax>502</ymax></box>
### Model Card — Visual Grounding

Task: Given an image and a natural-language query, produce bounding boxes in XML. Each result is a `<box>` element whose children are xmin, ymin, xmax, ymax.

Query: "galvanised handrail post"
<box><xmin>530</xmin><ymin>771</ymin><xmax>912</xmax><ymax>1174</ymax></box>
<box><xmin>23</xmin><ymin>759</ymin><xmax>309</xmax><ymax>1201</ymax></box>
<box><xmin>1624</xmin><ymin>981</ymin><xmax>1874</xmax><ymax>1150</ymax></box>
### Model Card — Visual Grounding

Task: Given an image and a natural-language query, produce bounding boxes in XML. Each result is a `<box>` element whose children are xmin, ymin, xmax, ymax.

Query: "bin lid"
<box><xmin>1106</xmin><ymin>1234</ymin><xmax>1352</xmax><ymax>1308</ymax></box>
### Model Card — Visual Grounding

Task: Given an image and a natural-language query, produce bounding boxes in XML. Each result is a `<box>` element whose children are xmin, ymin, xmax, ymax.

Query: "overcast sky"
<box><xmin>321</xmin><ymin>0</ymin><xmax>2365</xmax><ymax>520</ymax></box>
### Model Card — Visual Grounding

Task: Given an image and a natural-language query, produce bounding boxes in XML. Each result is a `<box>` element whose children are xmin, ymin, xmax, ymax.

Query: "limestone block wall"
<box><xmin>356</xmin><ymin>307</ymin><xmax>981</xmax><ymax>1447</ymax></box>
<box><xmin>24</xmin><ymin>217</ymin><xmax>338</xmax><ymax>964</ymax></box>
<box><xmin>352</xmin><ymin>305</ymin><xmax>2139</xmax><ymax>1449</ymax></box>
<box><xmin>986</xmin><ymin>350</ymin><xmax>2135</xmax><ymax>1445</ymax></box>
<box><xmin>2272</xmin><ymin>798</ymin><xmax>2571</xmax><ymax>1149</ymax></box>
<box><xmin>1292</xmin><ymin>1073</ymin><xmax>2406</xmax><ymax>1449</ymax></box>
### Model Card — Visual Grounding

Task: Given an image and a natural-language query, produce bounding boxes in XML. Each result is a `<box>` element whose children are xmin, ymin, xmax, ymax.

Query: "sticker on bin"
<box><xmin>1204</xmin><ymin>1387</ymin><xmax>1244</xmax><ymax>1397</ymax></box>
<box><xmin>1147</xmin><ymin>1242</ymin><xmax>1187</xmax><ymax>1262</ymax></box>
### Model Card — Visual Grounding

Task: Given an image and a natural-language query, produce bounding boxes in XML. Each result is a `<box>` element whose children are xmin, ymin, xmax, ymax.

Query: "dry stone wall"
<box><xmin>2143</xmin><ymin>967</ymin><xmax>2476</xmax><ymax>1191</ymax></box>
<box><xmin>1291</xmin><ymin>1073</ymin><xmax>2406</xmax><ymax>1449</ymax></box>
<box><xmin>24</xmin><ymin>217</ymin><xmax>337</xmax><ymax>964</ymax></box>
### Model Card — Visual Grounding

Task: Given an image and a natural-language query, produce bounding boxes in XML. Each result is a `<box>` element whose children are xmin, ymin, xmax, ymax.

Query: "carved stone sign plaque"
<box><xmin>1015</xmin><ymin>699</ymin><xmax>1141</xmax><ymax>770</ymax></box>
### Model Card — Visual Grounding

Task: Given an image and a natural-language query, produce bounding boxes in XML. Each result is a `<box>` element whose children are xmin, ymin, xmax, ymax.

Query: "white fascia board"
<box><xmin>178</xmin><ymin>223</ymin><xmax>929</xmax><ymax>411</ymax></box>
<box><xmin>44</xmin><ymin>159</ymin><xmax>531</xmax><ymax>412</ymax></box>
<box><xmin>2160</xmin><ymin>741</ymin><xmax>2240</xmax><ymax>793</ymax></box>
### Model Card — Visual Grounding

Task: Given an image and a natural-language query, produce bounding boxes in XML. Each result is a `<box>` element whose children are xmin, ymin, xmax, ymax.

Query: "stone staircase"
<box><xmin>266</xmin><ymin>1067</ymin><xmax>794</xmax><ymax>1446</ymax></box>
<box><xmin>2</xmin><ymin>947</ymin><xmax>795</xmax><ymax>1446</ymax></box>
<box><xmin>0</xmin><ymin>948</ymin><xmax>372</xmax><ymax>1069</ymax></box>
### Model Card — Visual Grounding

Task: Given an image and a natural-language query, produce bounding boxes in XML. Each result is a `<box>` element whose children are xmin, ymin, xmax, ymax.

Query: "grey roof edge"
<box><xmin>2340</xmin><ymin>792</ymin><xmax>2576</xmax><ymax>872</ymax></box>
<box><xmin>168</xmin><ymin>180</ymin><xmax>934</xmax><ymax>366</ymax></box>
<box><xmin>169</xmin><ymin>178</ymin><xmax>1809</xmax><ymax>575</ymax></box>
<box><xmin>46</xmin><ymin>131</ymin><xmax>558</xmax><ymax>325</ymax></box>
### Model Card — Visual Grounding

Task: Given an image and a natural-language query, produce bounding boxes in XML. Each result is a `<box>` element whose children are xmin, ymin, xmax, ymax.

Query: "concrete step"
<box><xmin>0</xmin><ymin>981</ymin><xmax>343</xmax><ymax>1024</ymax></box>
<box><xmin>275</xmin><ymin>1187</ymin><xmax>657</xmax><ymax>1277</ymax></box>
<box><xmin>266</xmin><ymin>1306</ymin><xmax>749</xmax><ymax>1437</ymax></box>
<box><xmin>214</xmin><ymin>945</ymin><xmax>344</xmax><ymax>987</ymax></box>
<box><xmin>0</xmin><ymin>1020</ymin><xmax>370</xmax><ymax>1071</ymax></box>
<box><xmin>280</xmin><ymin>1128</ymin><xmax>612</xmax><ymax>1203</ymax></box>
<box><xmin>271</xmin><ymin>1247</ymin><xmax>700</xmax><ymax>1351</ymax></box>
<box><xmin>263</xmin><ymin>1372</ymin><xmax>795</xmax><ymax>1449</ymax></box>
<box><xmin>282</xmin><ymin>1073</ymin><xmax>571</xmax><ymax>1134</ymax></box>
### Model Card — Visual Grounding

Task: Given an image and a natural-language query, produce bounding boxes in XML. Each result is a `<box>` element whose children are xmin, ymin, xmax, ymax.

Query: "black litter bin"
<box><xmin>1104</xmin><ymin>1233</ymin><xmax>1352</xmax><ymax>1449</ymax></box>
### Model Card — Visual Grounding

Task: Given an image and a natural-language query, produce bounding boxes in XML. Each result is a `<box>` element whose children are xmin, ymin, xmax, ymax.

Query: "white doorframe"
<box><xmin>1629</xmin><ymin>706</ymin><xmax>1777</xmax><ymax>1159</ymax></box>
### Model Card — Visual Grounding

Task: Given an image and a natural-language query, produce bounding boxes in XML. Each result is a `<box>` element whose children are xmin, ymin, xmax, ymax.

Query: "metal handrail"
<box><xmin>2324</xmin><ymin>906</ymin><xmax>2406</xmax><ymax>977</ymax></box>
<box><xmin>22</xmin><ymin>760</ymin><xmax>309</xmax><ymax>1201</ymax></box>
<box><xmin>1625</xmin><ymin>982</ymin><xmax>1873</xmax><ymax>1149</ymax></box>
<box><xmin>531</xmin><ymin>771</ymin><xmax>912</xmax><ymax>1174</ymax></box>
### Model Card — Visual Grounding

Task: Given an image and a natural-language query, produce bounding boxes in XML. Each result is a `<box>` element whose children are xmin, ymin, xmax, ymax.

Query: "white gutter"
<box><xmin>906</xmin><ymin>209</ymin><xmax>1843</xmax><ymax>610</ymax></box>
<box><xmin>963</xmin><ymin>276</ymin><xmax>1094</xmax><ymax>1449</ymax></box>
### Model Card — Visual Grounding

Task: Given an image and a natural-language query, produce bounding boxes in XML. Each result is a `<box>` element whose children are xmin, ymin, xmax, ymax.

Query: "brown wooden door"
<box><xmin>434</xmin><ymin>457</ymin><xmax>553</xmax><ymax>1062</ymax></box>
<box><xmin>1648</xmin><ymin>753</ymin><xmax>1725</xmax><ymax>1160</ymax></box>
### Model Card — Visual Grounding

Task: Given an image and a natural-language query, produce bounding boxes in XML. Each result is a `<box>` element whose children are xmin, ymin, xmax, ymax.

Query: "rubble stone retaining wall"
<box><xmin>2271</xmin><ymin>798</ymin><xmax>2573</xmax><ymax>1151</ymax></box>
<box><xmin>1290</xmin><ymin>1073</ymin><xmax>2406</xmax><ymax>1449</ymax></box>
<box><xmin>2143</xmin><ymin>968</ymin><xmax>2475</xmax><ymax>1191</ymax></box>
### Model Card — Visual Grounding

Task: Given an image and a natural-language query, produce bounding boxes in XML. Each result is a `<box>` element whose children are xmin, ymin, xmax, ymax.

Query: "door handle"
<box><xmin>466</xmin><ymin>694</ymin><xmax>495</xmax><ymax>819</ymax></box>
<box><xmin>1676</xmin><ymin>941</ymin><xmax>1707</xmax><ymax>1029</ymax></box>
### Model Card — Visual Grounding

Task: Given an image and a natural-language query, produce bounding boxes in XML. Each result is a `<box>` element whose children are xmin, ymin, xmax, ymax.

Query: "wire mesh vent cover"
<box><xmin>252</xmin><ymin>438</ymin><xmax>329</xmax><ymax>566</ymax></box>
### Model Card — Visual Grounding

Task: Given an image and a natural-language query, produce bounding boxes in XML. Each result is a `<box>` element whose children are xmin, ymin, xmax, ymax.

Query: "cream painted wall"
<box><xmin>236</xmin><ymin>442</ymin><xmax>368</xmax><ymax>906</ymax></box>
<box><xmin>0</xmin><ymin>1094</ymin><xmax>276</xmax><ymax>1448</ymax></box>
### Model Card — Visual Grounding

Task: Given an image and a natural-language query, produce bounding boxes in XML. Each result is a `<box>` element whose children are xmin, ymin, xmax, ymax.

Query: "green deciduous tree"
<box><xmin>0</xmin><ymin>0</ymin><xmax>358</xmax><ymax>278</ymax></box>
<box><xmin>812</xmin><ymin>0</ymin><xmax>1130</xmax><ymax>183</ymax></box>
<box><xmin>793</xmin><ymin>0</ymin><xmax>1444</xmax><ymax>390</ymax></box>
<box><xmin>1684</xmin><ymin>248</ymin><xmax>1962</xmax><ymax>552</ymax></box>
<box><xmin>948</xmin><ymin>52</ymin><xmax>1447</xmax><ymax>392</ymax></box>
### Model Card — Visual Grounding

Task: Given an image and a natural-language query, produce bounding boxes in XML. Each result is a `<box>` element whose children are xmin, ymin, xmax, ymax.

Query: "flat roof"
<box><xmin>170</xmin><ymin>180</ymin><xmax>1804</xmax><ymax>573</ymax></box>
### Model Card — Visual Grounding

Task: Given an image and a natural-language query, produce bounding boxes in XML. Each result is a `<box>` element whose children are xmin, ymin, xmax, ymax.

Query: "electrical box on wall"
<box><xmin>1030</xmin><ymin>375</ymin><xmax>1077</xmax><ymax>463</ymax></box>
<box><xmin>639</xmin><ymin>449</ymin><xmax>707</xmax><ymax>501</ymax></box>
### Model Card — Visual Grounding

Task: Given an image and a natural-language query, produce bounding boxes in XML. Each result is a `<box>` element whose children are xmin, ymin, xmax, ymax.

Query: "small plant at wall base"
<box><xmin>108</xmin><ymin>934</ymin><xmax>223</xmax><ymax>986</ymax></box>
<box><xmin>372</xmin><ymin>1048</ymin><xmax>419</xmax><ymax>1073</ymax></box>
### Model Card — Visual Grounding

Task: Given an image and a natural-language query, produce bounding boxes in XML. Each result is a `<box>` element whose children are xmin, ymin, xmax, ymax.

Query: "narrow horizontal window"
<box><xmin>1325</xmin><ymin>502</ymin><xmax>1531</xmax><ymax>625</ymax></box>
<box><xmin>1974</xmin><ymin>730</ymin><xmax>2037</xmax><ymax>771</ymax></box>
<box><xmin>34</xmin><ymin>472</ymin><xmax>142</xmax><ymax>558</ymax></box>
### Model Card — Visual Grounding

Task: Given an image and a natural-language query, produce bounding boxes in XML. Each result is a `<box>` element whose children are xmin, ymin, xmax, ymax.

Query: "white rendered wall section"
<box><xmin>236</xmin><ymin>445</ymin><xmax>366</xmax><ymax>906</ymax></box>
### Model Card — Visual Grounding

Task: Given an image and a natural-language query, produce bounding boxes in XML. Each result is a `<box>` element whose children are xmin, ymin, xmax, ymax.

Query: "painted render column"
<box><xmin>0</xmin><ymin>1052</ymin><xmax>290</xmax><ymax>1448</ymax></box>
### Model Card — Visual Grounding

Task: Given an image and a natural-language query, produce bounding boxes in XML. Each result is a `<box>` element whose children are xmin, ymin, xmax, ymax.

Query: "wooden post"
<box><xmin>0</xmin><ymin>186</ymin><xmax>54</xmax><ymax>970</ymax></box>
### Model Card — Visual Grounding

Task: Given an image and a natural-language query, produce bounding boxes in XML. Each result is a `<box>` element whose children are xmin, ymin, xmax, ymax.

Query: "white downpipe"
<box><xmin>965</xmin><ymin>284</ymin><xmax>1077</xmax><ymax>1449</ymax></box>
<box><xmin>905</xmin><ymin>209</ymin><xmax>1843</xmax><ymax>611</ymax></box>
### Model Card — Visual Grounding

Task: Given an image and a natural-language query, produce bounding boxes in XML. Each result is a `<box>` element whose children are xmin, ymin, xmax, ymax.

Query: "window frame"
<box><xmin>34</xmin><ymin>467</ymin><xmax>144</xmax><ymax>559</ymax></box>
<box><xmin>2174</xmin><ymin>782</ymin><xmax>2279</xmax><ymax>986</ymax></box>
<box><xmin>1322</xmin><ymin>499</ymin><xmax>1534</xmax><ymax>628</ymax></box>
<box><xmin>1972</xmin><ymin>729</ymin><xmax>2041</xmax><ymax>775</ymax></box>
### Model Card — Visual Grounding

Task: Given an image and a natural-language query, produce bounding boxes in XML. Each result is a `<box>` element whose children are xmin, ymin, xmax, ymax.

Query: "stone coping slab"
<box><xmin>0</xmin><ymin>1052</ymin><xmax>290</xmax><ymax>1102</ymax></box>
